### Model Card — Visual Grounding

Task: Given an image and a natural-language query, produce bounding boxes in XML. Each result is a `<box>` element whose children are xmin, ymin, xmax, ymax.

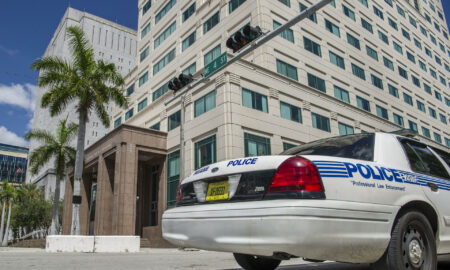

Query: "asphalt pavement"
<box><xmin>0</xmin><ymin>248</ymin><xmax>449</xmax><ymax>270</ymax></box>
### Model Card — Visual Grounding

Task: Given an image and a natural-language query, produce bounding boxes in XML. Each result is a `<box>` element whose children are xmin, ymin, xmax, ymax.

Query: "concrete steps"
<box><xmin>140</xmin><ymin>238</ymin><xmax>152</xmax><ymax>248</ymax></box>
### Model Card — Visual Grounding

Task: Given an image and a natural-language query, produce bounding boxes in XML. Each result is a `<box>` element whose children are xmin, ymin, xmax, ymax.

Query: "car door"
<box><xmin>400</xmin><ymin>139</ymin><xmax>450</xmax><ymax>253</ymax></box>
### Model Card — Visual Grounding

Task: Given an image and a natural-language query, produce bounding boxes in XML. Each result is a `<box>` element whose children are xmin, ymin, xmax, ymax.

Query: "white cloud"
<box><xmin>0</xmin><ymin>45</ymin><xmax>19</xmax><ymax>56</ymax></box>
<box><xmin>0</xmin><ymin>83</ymin><xmax>37</xmax><ymax>112</ymax></box>
<box><xmin>0</xmin><ymin>126</ymin><xmax>28</xmax><ymax>147</ymax></box>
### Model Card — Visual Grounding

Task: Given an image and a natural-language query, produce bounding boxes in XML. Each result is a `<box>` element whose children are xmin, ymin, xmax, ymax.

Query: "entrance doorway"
<box><xmin>89</xmin><ymin>182</ymin><xmax>97</xmax><ymax>235</ymax></box>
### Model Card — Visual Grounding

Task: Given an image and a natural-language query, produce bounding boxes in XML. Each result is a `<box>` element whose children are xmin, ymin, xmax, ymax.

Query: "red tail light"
<box><xmin>268</xmin><ymin>156</ymin><xmax>324</xmax><ymax>193</ymax></box>
<box><xmin>176</xmin><ymin>183</ymin><xmax>182</xmax><ymax>202</ymax></box>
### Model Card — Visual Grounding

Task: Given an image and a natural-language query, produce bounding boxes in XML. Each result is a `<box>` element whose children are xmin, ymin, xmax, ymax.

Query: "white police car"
<box><xmin>162</xmin><ymin>132</ymin><xmax>450</xmax><ymax>270</ymax></box>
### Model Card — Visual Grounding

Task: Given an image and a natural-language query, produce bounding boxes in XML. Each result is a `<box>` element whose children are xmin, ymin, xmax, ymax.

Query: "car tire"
<box><xmin>371</xmin><ymin>211</ymin><xmax>437</xmax><ymax>270</ymax></box>
<box><xmin>233</xmin><ymin>253</ymin><xmax>281</xmax><ymax>270</ymax></box>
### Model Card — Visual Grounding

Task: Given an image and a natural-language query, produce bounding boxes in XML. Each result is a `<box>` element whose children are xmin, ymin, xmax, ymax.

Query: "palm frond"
<box><xmin>31</xmin><ymin>56</ymin><xmax>71</xmax><ymax>73</ymax></box>
<box><xmin>66</xmin><ymin>26</ymin><xmax>95</xmax><ymax>77</ymax></box>
<box><xmin>25</xmin><ymin>129</ymin><xmax>57</xmax><ymax>145</ymax></box>
<box><xmin>93</xmin><ymin>102</ymin><xmax>110</xmax><ymax>128</ymax></box>
<box><xmin>28</xmin><ymin>145</ymin><xmax>58</xmax><ymax>176</ymax></box>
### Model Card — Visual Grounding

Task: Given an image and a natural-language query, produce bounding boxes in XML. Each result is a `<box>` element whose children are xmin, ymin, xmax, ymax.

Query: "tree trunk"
<box><xmin>0</xmin><ymin>201</ymin><xmax>5</xmax><ymax>243</ymax></box>
<box><xmin>71</xmin><ymin>109</ymin><xmax>87</xmax><ymax>235</ymax></box>
<box><xmin>2</xmin><ymin>199</ymin><xmax>12</xmax><ymax>247</ymax></box>
<box><xmin>50</xmin><ymin>178</ymin><xmax>61</xmax><ymax>235</ymax></box>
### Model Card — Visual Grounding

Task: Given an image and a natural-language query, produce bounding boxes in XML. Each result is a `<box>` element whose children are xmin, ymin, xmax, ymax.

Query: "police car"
<box><xmin>162</xmin><ymin>132</ymin><xmax>450</xmax><ymax>270</ymax></box>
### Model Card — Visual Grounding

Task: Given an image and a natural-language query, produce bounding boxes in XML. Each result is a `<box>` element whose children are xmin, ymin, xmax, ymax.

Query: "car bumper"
<box><xmin>162</xmin><ymin>200</ymin><xmax>398</xmax><ymax>263</ymax></box>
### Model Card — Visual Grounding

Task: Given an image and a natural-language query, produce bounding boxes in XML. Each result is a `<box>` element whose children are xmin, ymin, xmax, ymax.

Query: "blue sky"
<box><xmin>0</xmin><ymin>0</ymin><xmax>449</xmax><ymax>147</ymax></box>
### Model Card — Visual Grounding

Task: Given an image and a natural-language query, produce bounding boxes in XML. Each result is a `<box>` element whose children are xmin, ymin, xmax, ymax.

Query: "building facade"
<box><xmin>0</xmin><ymin>143</ymin><xmax>28</xmax><ymax>184</ymax></box>
<box><xmin>63</xmin><ymin>0</ymin><xmax>449</xmax><ymax>245</ymax></box>
<box><xmin>27</xmin><ymin>7</ymin><xmax>137</xmax><ymax>198</ymax></box>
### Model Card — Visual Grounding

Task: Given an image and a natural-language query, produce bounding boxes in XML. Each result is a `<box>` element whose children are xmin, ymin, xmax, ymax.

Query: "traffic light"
<box><xmin>168</xmin><ymin>73</ymin><xmax>194</xmax><ymax>94</ymax></box>
<box><xmin>226</xmin><ymin>25</ymin><xmax>263</xmax><ymax>53</ymax></box>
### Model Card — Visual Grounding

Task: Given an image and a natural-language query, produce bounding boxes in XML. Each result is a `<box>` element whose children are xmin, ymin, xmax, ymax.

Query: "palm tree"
<box><xmin>31</xmin><ymin>26</ymin><xmax>128</xmax><ymax>235</ymax></box>
<box><xmin>1</xmin><ymin>181</ymin><xmax>16</xmax><ymax>246</ymax></box>
<box><xmin>0</xmin><ymin>181</ymin><xmax>7</xmax><ymax>242</ymax></box>
<box><xmin>25</xmin><ymin>117</ymin><xmax>77</xmax><ymax>235</ymax></box>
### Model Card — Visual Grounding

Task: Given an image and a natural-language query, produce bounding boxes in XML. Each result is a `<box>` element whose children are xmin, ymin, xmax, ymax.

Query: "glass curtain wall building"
<box><xmin>0</xmin><ymin>143</ymin><xmax>28</xmax><ymax>184</ymax></box>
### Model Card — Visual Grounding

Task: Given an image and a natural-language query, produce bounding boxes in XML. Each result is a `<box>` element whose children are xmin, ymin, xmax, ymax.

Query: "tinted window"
<box><xmin>400</xmin><ymin>139</ymin><xmax>450</xmax><ymax>179</ymax></box>
<box><xmin>432</xmin><ymin>148</ymin><xmax>450</xmax><ymax>168</ymax></box>
<box><xmin>281</xmin><ymin>134</ymin><xmax>374</xmax><ymax>161</ymax></box>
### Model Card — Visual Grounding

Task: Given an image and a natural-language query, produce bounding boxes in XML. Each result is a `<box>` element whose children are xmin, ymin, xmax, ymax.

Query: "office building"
<box><xmin>0</xmin><ymin>143</ymin><xmax>28</xmax><ymax>184</ymax></box>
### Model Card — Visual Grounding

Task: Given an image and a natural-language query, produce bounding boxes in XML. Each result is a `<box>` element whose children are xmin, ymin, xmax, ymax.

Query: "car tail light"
<box><xmin>176</xmin><ymin>183</ymin><xmax>182</xmax><ymax>202</ymax></box>
<box><xmin>268</xmin><ymin>156</ymin><xmax>324</xmax><ymax>193</ymax></box>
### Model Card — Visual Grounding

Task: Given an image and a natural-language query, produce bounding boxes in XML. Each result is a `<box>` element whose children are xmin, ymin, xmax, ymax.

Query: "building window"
<box><xmin>414</xmin><ymin>38</ymin><xmax>422</xmax><ymax>49</ymax></box>
<box><xmin>411</xmin><ymin>75</ymin><xmax>420</xmax><ymax>87</ymax></box>
<box><xmin>361</xmin><ymin>18</ymin><xmax>373</xmax><ymax>33</ymax></box>
<box><xmin>398</xmin><ymin>67</ymin><xmax>408</xmax><ymax>79</ymax></box>
<box><xmin>195</xmin><ymin>135</ymin><xmax>216</xmax><ymax>170</ymax></box>
<box><xmin>311</xmin><ymin>112</ymin><xmax>331</xmax><ymax>132</ymax></box>
<box><xmin>397</xmin><ymin>6</ymin><xmax>405</xmax><ymax>17</ymax></box>
<box><xmin>338</xmin><ymin>122</ymin><xmax>354</xmax><ymax>136</ymax></box>
<box><xmin>334</xmin><ymin>85</ymin><xmax>350</xmax><ymax>103</ymax></box>
<box><xmin>435</xmin><ymin>91</ymin><xmax>442</xmax><ymax>101</ymax></box>
<box><xmin>155</xmin><ymin>0</ymin><xmax>176</xmax><ymax>24</ymax></box>
<box><xmin>153</xmin><ymin>48</ymin><xmax>175</xmax><ymax>75</ymax></box>
<box><xmin>139</xmin><ymin>72</ymin><xmax>148</xmax><ymax>86</ymax></box>
<box><xmin>273</xmin><ymin>20</ymin><xmax>294</xmax><ymax>43</ymax></box>
<box><xmin>140</xmin><ymin>46</ymin><xmax>149</xmax><ymax>62</ymax></box>
<box><xmin>417</xmin><ymin>100</ymin><xmax>425</xmax><ymax>112</ymax></box>
<box><xmin>307</xmin><ymin>73</ymin><xmax>326</xmax><ymax>92</ymax></box>
<box><xmin>329</xmin><ymin>51</ymin><xmax>345</xmax><ymax>69</ymax></box>
<box><xmin>429</xmin><ymin>69</ymin><xmax>436</xmax><ymax>79</ymax></box>
<box><xmin>371</xmin><ymin>74</ymin><xmax>383</xmax><ymax>90</ymax></box>
<box><xmin>182</xmin><ymin>31</ymin><xmax>196</xmax><ymax>51</ymax></box>
<box><xmin>142</xmin><ymin>0</ymin><xmax>151</xmax><ymax>15</ymax></box>
<box><xmin>141</xmin><ymin>23</ymin><xmax>151</xmax><ymax>38</ymax></box>
<box><xmin>446</xmin><ymin>138</ymin><xmax>450</xmax><ymax>148</ymax></box>
<box><xmin>421</xmin><ymin>127</ymin><xmax>430</xmax><ymax>138</ymax></box>
<box><xmin>204</xmin><ymin>45</ymin><xmax>221</xmax><ymax>66</ymax></box>
<box><xmin>126</xmin><ymin>84</ymin><xmax>135</xmax><ymax>96</ymax></box>
<box><xmin>366</xmin><ymin>46</ymin><xmax>378</xmax><ymax>61</ymax></box>
<box><xmin>347</xmin><ymin>33</ymin><xmax>360</xmax><ymax>49</ymax></box>
<box><xmin>280</xmin><ymin>101</ymin><xmax>302</xmax><ymax>123</ymax></box>
<box><xmin>168</xmin><ymin>110</ymin><xmax>181</xmax><ymax>131</ymax></box>
<box><xmin>153</xmin><ymin>81</ymin><xmax>169</xmax><ymax>101</ymax></box>
<box><xmin>419</xmin><ymin>60</ymin><xmax>427</xmax><ymax>72</ymax></box>
<box><xmin>376</xmin><ymin>105</ymin><xmax>388</xmax><ymax>120</ymax></box>
<box><xmin>373</xmin><ymin>6</ymin><xmax>384</xmax><ymax>20</ymax></box>
<box><xmin>242</xmin><ymin>88</ymin><xmax>268</xmax><ymax>113</ymax></box>
<box><xmin>182</xmin><ymin>2</ymin><xmax>196</xmax><ymax>22</ymax></box>
<box><xmin>434</xmin><ymin>133</ymin><xmax>442</xmax><ymax>144</ymax></box>
<box><xmin>357</xmin><ymin>96</ymin><xmax>371</xmax><ymax>112</ymax></box>
<box><xmin>342</xmin><ymin>5</ymin><xmax>355</xmax><ymax>21</ymax></box>
<box><xmin>303</xmin><ymin>37</ymin><xmax>321</xmax><ymax>56</ymax></box>
<box><xmin>408</xmin><ymin>120</ymin><xmax>418</xmax><ymax>133</ymax></box>
<box><xmin>425</xmin><ymin>48</ymin><xmax>432</xmax><ymax>58</ymax></box>
<box><xmin>406</xmin><ymin>51</ymin><xmax>415</xmax><ymax>63</ymax></box>
<box><xmin>378</xmin><ymin>31</ymin><xmax>389</xmax><ymax>44</ymax></box>
<box><xmin>182</xmin><ymin>62</ymin><xmax>196</xmax><ymax>75</ymax></box>
<box><xmin>229</xmin><ymin>0</ymin><xmax>246</xmax><ymax>13</ymax></box>
<box><xmin>154</xmin><ymin>21</ymin><xmax>176</xmax><ymax>49</ymax></box>
<box><xmin>409</xmin><ymin>16</ymin><xmax>417</xmax><ymax>28</ymax></box>
<box><xmin>352</xmin><ymin>63</ymin><xmax>366</xmax><ymax>80</ymax></box>
<box><xmin>138</xmin><ymin>98</ymin><xmax>148</xmax><ymax>112</ymax></box>
<box><xmin>358</xmin><ymin>0</ymin><xmax>368</xmax><ymax>8</ymax></box>
<box><xmin>150</xmin><ymin>122</ymin><xmax>160</xmax><ymax>130</ymax></box>
<box><xmin>439</xmin><ymin>114</ymin><xmax>447</xmax><ymax>125</ymax></box>
<box><xmin>388</xmin><ymin>84</ymin><xmax>399</xmax><ymax>98</ymax></box>
<box><xmin>325</xmin><ymin>19</ymin><xmax>340</xmax><ymax>37</ymax></box>
<box><xmin>283</xmin><ymin>142</ymin><xmax>296</xmax><ymax>151</ymax></box>
<box><xmin>393</xmin><ymin>113</ymin><xmax>404</xmax><ymax>127</ymax></box>
<box><xmin>393</xmin><ymin>41</ymin><xmax>403</xmax><ymax>54</ymax></box>
<box><xmin>166</xmin><ymin>150</ymin><xmax>180</xmax><ymax>208</ymax></box>
<box><xmin>383</xmin><ymin>56</ymin><xmax>394</xmax><ymax>70</ymax></box>
<box><xmin>402</xmin><ymin>29</ymin><xmax>411</xmax><ymax>40</ymax></box>
<box><xmin>428</xmin><ymin>107</ymin><xmax>436</xmax><ymax>118</ymax></box>
<box><xmin>203</xmin><ymin>11</ymin><xmax>220</xmax><ymax>34</ymax></box>
<box><xmin>435</xmin><ymin>56</ymin><xmax>441</xmax><ymax>66</ymax></box>
<box><xmin>299</xmin><ymin>3</ymin><xmax>317</xmax><ymax>22</ymax></box>
<box><xmin>423</xmin><ymin>83</ymin><xmax>431</xmax><ymax>95</ymax></box>
<box><xmin>385</xmin><ymin>0</ymin><xmax>393</xmax><ymax>7</ymax></box>
<box><xmin>420</xmin><ymin>25</ymin><xmax>427</xmax><ymax>37</ymax></box>
<box><xmin>276</xmin><ymin>59</ymin><xmax>298</xmax><ymax>80</ymax></box>
<box><xmin>279</xmin><ymin>0</ymin><xmax>290</xmax><ymax>7</ymax></box>
<box><xmin>388</xmin><ymin>18</ymin><xmax>398</xmax><ymax>30</ymax></box>
<box><xmin>244</xmin><ymin>133</ymin><xmax>271</xmax><ymax>157</ymax></box>
<box><xmin>194</xmin><ymin>91</ymin><xmax>216</xmax><ymax>117</ymax></box>
<box><xmin>403</xmin><ymin>93</ymin><xmax>413</xmax><ymax>106</ymax></box>
<box><xmin>125</xmin><ymin>108</ymin><xmax>134</xmax><ymax>120</ymax></box>
<box><xmin>114</xmin><ymin>117</ymin><xmax>122</xmax><ymax>128</ymax></box>
<box><xmin>430</xmin><ymin>34</ymin><xmax>436</xmax><ymax>45</ymax></box>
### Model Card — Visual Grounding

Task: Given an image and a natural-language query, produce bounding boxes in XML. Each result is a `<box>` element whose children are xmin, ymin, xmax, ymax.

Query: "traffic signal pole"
<box><xmin>167</xmin><ymin>0</ymin><xmax>333</xmax><ymax>179</ymax></box>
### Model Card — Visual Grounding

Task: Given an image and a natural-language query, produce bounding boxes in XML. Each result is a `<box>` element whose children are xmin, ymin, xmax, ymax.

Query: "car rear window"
<box><xmin>281</xmin><ymin>134</ymin><xmax>375</xmax><ymax>161</ymax></box>
<box><xmin>432</xmin><ymin>148</ymin><xmax>450</xmax><ymax>168</ymax></box>
<box><xmin>399</xmin><ymin>139</ymin><xmax>450</xmax><ymax>180</ymax></box>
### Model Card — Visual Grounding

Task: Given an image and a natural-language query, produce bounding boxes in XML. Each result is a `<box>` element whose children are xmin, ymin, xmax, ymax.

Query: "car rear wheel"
<box><xmin>371</xmin><ymin>211</ymin><xmax>437</xmax><ymax>270</ymax></box>
<box><xmin>233</xmin><ymin>253</ymin><xmax>281</xmax><ymax>270</ymax></box>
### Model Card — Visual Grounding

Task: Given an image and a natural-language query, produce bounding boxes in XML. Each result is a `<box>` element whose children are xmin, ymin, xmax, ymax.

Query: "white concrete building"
<box><xmin>28</xmin><ymin>7</ymin><xmax>137</xmax><ymax>198</ymax></box>
<box><xmin>112</xmin><ymin>0</ymin><xmax>449</xmax><ymax>208</ymax></box>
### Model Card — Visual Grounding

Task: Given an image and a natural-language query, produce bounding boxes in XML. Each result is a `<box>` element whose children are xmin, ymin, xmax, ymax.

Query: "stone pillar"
<box><xmin>112</xmin><ymin>142</ymin><xmax>138</xmax><ymax>235</ymax></box>
<box><xmin>79</xmin><ymin>173</ymin><xmax>91</xmax><ymax>235</ymax></box>
<box><xmin>94</xmin><ymin>155</ymin><xmax>114</xmax><ymax>235</ymax></box>
<box><xmin>62</xmin><ymin>176</ymin><xmax>73</xmax><ymax>235</ymax></box>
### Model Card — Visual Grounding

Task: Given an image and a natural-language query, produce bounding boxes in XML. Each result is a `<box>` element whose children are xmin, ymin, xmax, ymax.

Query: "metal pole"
<box><xmin>179</xmin><ymin>95</ymin><xmax>185</xmax><ymax>180</ymax></box>
<box><xmin>165</xmin><ymin>0</ymin><xmax>332</xmax><ymax>106</ymax></box>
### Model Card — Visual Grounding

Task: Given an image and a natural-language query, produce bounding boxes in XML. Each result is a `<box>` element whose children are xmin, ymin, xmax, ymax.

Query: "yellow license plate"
<box><xmin>206</xmin><ymin>181</ymin><xmax>229</xmax><ymax>201</ymax></box>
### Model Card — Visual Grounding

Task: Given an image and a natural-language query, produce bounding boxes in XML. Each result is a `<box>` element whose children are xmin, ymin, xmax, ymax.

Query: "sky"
<box><xmin>0</xmin><ymin>0</ymin><xmax>449</xmax><ymax>148</ymax></box>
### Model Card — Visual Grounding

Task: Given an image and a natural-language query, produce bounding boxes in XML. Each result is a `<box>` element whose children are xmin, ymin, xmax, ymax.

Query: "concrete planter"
<box><xmin>46</xmin><ymin>235</ymin><xmax>140</xmax><ymax>253</ymax></box>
